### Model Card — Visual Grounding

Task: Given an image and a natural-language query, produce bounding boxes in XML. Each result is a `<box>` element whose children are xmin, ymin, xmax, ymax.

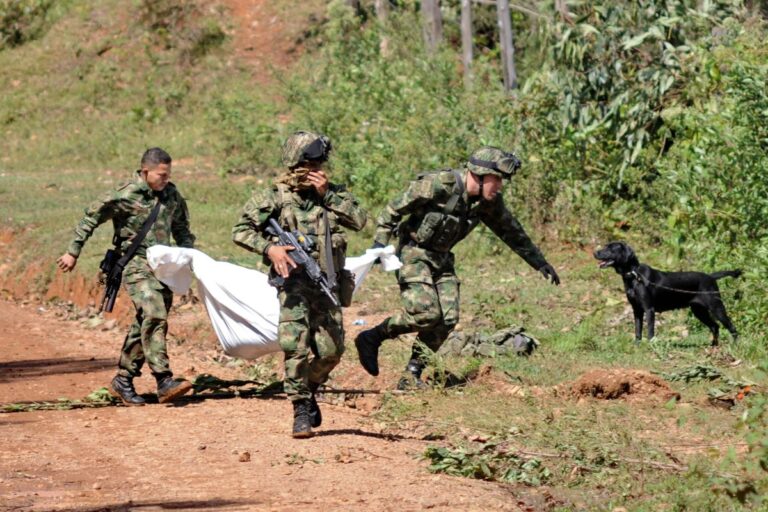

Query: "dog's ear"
<box><xmin>621</xmin><ymin>243</ymin><xmax>639</xmax><ymax>267</ymax></box>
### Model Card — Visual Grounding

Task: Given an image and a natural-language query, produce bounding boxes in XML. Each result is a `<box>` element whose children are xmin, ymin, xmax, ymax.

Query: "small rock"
<box><xmin>198</xmin><ymin>445</ymin><xmax>206</xmax><ymax>451</ymax></box>
<box><xmin>239</xmin><ymin>451</ymin><xmax>251</xmax><ymax>462</ymax></box>
<box><xmin>85</xmin><ymin>317</ymin><xmax>104</xmax><ymax>329</ymax></box>
<box><xmin>92</xmin><ymin>483</ymin><xmax>101</xmax><ymax>490</ymax></box>
<box><xmin>101</xmin><ymin>319</ymin><xmax>118</xmax><ymax>331</ymax></box>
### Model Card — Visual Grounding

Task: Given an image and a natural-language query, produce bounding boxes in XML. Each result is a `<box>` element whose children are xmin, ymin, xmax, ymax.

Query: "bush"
<box><xmin>0</xmin><ymin>0</ymin><xmax>54</xmax><ymax>49</ymax></box>
<box><xmin>137</xmin><ymin>0</ymin><xmax>227</xmax><ymax>64</ymax></box>
<box><xmin>282</xmin><ymin>1</ymin><xmax>515</xmax><ymax>206</ymax></box>
<box><xmin>268</xmin><ymin>0</ymin><xmax>767</xmax><ymax>336</ymax></box>
<box><xmin>208</xmin><ymin>92</ymin><xmax>281</xmax><ymax>175</ymax></box>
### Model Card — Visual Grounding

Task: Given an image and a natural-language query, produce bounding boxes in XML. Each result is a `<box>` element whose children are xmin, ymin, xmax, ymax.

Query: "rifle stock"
<box><xmin>98</xmin><ymin>248</ymin><xmax>123</xmax><ymax>313</ymax></box>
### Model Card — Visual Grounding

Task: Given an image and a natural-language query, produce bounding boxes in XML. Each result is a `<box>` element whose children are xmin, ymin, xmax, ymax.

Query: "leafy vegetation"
<box><xmin>0</xmin><ymin>0</ymin><xmax>62</xmax><ymax>50</ymax></box>
<box><xmin>425</xmin><ymin>443</ymin><xmax>551</xmax><ymax>485</ymax></box>
<box><xmin>277</xmin><ymin>0</ymin><xmax>768</xmax><ymax>336</ymax></box>
<box><xmin>715</xmin><ymin>364</ymin><xmax>768</xmax><ymax>505</ymax></box>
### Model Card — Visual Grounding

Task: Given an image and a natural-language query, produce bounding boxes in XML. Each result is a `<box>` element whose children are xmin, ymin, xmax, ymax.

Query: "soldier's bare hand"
<box><xmin>306</xmin><ymin>170</ymin><xmax>329</xmax><ymax>197</ymax></box>
<box><xmin>57</xmin><ymin>253</ymin><xmax>78</xmax><ymax>272</ymax></box>
<box><xmin>267</xmin><ymin>245</ymin><xmax>297</xmax><ymax>278</ymax></box>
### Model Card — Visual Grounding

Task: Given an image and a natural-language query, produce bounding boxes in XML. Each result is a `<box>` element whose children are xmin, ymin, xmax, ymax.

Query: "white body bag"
<box><xmin>146</xmin><ymin>245</ymin><xmax>401</xmax><ymax>360</ymax></box>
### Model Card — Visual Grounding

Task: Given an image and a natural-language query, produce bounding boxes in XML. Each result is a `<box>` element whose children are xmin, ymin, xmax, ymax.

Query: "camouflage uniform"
<box><xmin>356</xmin><ymin>148</ymin><xmax>555</xmax><ymax>384</ymax></box>
<box><xmin>372</xmin><ymin>168</ymin><xmax>547</xmax><ymax>355</ymax></box>
<box><xmin>232</xmin><ymin>180</ymin><xmax>367</xmax><ymax>401</ymax></box>
<box><xmin>66</xmin><ymin>171</ymin><xmax>195</xmax><ymax>379</ymax></box>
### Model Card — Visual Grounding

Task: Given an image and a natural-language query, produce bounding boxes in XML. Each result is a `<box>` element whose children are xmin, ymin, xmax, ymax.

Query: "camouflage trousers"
<box><xmin>117</xmin><ymin>261</ymin><xmax>174</xmax><ymax>379</ymax></box>
<box><xmin>278</xmin><ymin>278</ymin><xmax>345</xmax><ymax>401</ymax></box>
<box><xmin>383</xmin><ymin>245</ymin><xmax>460</xmax><ymax>359</ymax></box>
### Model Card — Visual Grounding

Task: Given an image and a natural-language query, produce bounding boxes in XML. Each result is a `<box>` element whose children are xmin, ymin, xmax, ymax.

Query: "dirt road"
<box><xmin>0</xmin><ymin>300</ymin><xmax>519</xmax><ymax>511</ymax></box>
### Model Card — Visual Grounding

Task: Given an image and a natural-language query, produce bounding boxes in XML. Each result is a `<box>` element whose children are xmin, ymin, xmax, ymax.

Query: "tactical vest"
<box><xmin>273</xmin><ymin>184</ymin><xmax>347</xmax><ymax>277</ymax></box>
<box><xmin>403</xmin><ymin>169</ymin><xmax>478</xmax><ymax>253</ymax></box>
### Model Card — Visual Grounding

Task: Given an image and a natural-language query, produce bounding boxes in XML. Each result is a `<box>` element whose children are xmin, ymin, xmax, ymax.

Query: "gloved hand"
<box><xmin>371</xmin><ymin>241</ymin><xmax>386</xmax><ymax>265</ymax></box>
<box><xmin>538</xmin><ymin>263</ymin><xmax>560</xmax><ymax>285</ymax></box>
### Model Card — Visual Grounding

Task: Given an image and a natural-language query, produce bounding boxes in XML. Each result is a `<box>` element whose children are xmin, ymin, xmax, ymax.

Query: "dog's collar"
<box><xmin>624</xmin><ymin>269</ymin><xmax>650</xmax><ymax>286</ymax></box>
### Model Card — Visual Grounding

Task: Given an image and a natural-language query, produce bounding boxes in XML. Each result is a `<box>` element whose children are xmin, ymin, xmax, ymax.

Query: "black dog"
<box><xmin>594</xmin><ymin>241</ymin><xmax>740</xmax><ymax>345</ymax></box>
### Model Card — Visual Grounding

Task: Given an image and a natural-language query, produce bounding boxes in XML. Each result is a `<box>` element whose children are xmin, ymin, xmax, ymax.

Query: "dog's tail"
<box><xmin>710</xmin><ymin>269</ymin><xmax>742</xmax><ymax>280</ymax></box>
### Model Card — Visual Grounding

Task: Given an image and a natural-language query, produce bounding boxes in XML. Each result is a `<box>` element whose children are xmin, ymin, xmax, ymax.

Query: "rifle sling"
<box><xmin>322</xmin><ymin>208</ymin><xmax>337</xmax><ymax>289</ymax></box>
<box><xmin>115</xmin><ymin>198</ymin><xmax>162</xmax><ymax>271</ymax></box>
<box><xmin>445</xmin><ymin>169</ymin><xmax>465</xmax><ymax>214</ymax></box>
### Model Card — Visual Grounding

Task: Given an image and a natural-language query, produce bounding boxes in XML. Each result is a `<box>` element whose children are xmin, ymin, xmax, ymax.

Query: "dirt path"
<box><xmin>218</xmin><ymin>0</ymin><xmax>323</xmax><ymax>83</ymax></box>
<box><xmin>0</xmin><ymin>300</ymin><xmax>520</xmax><ymax>511</ymax></box>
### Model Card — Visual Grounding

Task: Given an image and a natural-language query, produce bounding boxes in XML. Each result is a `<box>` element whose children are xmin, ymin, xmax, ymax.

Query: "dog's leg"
<box><xmin>691</xmin><ymin>303</ymin><xmax>720</xmax><ymax>346</ymax></box>
<box><xmin>632</xmin><ymin>306</ymin><xmax>643</xmax><ymax>342</ymax></box>
<box><xmin>710</xmin><ymin>299</ymin><xmax>738</xmax><ymax>343</ymax></box>
<box><xmin>646</xmin><ymin>309</ymin><xmax>656</xmax><ymax>340</ymax></box>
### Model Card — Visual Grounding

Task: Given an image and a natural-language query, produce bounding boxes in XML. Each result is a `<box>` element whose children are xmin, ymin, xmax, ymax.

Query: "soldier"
<box><xmin>56</xmin><ymin>147</ymin><xmax>196</xmax><ymax>406</ymax></box>
<box><xmin>232</xmin><ymin>131</ymin><xmax>367</xmax><ymax>438</ymax></box>
<box><xmin>355</xmin><ymin>146</ymin><xmax>560</xmax><ymax>389</ymax></box>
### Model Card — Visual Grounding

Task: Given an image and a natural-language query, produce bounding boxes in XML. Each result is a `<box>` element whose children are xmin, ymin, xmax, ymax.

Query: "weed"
<box><xmin>1</xmin><ymin>387</ymin><xmax>117</xmax><ymax>412</ymax></box>
<box><xmin>0</xmin><ymin>0</ymin><xmax>61</xmax><ymax>49</ymax></box>
<box><xmin>424</xmin><ymin>442</ymin><xmax>551</xmax><ymax>485</ymax></box>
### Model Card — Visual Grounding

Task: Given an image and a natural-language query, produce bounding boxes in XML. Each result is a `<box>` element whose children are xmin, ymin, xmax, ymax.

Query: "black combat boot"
<box><xmin>308</xmin><ymin>382</ymin><xmax>322</xmax><ymax>428</ymax></box>
<box><xmin>397</xmin><ymin>360</ymin><xmax>428</xmax><ymax>391</ymax></box>
<box><xmin>292</xmin><ymin>399</ymin><xmax>313</xmax><ymax>438</ymax></box>
<box><xmin>155</xmin><ymin>374</ymin><xmax>193</xmax><ymax>404</ymax></box>
<box><xmin>355</xmin><ymin>321</ymin><xmax>389</xmax><ymax>376</ymax></box>
<box><xmin>110</xmin><ymin>374</ymin><xmax>146</xmax><ymax>406</ymax></box>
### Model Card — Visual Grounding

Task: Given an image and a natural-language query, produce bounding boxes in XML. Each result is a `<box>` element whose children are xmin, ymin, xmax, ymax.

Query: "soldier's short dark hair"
<box><xmin>140</xmin><ymin>147</ymin><xmax>172</xmax><ymax>168</ymax></box>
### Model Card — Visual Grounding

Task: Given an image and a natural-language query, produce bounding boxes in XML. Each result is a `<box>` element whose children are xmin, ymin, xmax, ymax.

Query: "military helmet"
<box><xmin>281</xmin><ymin>131</ymin><xmax>332</xmax><ymax>168</ymax></box>
<box><xmin>466</xmin><ymin>146</ymin><xmax>521</xmax><ymax>179</ymax></box>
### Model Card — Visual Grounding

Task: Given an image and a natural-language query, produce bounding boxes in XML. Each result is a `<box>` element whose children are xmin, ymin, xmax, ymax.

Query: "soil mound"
<box><xmin>571</xmin><ymin>369</ymin><xmax>680</xmax><ymax>402</ymax></box>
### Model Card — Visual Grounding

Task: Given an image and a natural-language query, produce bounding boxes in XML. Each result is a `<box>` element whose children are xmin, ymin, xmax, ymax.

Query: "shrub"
<box><xmin>0</xmin><ymin>0</ymin><xmax>54</xmax><ymax>49</ymax></box>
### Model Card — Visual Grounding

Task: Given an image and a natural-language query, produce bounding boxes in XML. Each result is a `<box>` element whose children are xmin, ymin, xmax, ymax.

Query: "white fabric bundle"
<box><xmin>146</xmin><ymin>245</ymin><xmax>401</xmax><ymax>360</ymax></box>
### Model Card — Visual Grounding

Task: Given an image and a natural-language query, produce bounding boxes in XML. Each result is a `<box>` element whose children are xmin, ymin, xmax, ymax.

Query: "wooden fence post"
<box><xmin>421</xmin><ymin>0</ymin><xmax>443</xmax><ymax>53</ymax></box>
<box><xmin>496</xmin><ymin>0</ymin><xmax>518</xmax><ymax>91</ymax></box>
<box><xmin>461</xmin><ymin>0</ymin><xmax>473</xmax><ymax>88</ymax></box>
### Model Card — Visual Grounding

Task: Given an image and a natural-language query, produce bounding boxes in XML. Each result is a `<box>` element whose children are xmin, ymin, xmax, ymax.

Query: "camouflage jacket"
<box><xmin>66</xmin><ymin>171</ymin><xmax>196</xmax><ymax>261</ymax></box>
<box><xmin>373</xmin><ymin>168</ymin><xmax>547</xmax><ymax>270</ymax></box>
<box><xmin>232</xmin><ymin>183</ymin><xmax>367</xmax><ymax>274</ymax></box>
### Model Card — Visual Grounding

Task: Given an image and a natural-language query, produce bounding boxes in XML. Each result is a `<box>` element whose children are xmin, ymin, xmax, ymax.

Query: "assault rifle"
<box><xmin>98</xmin><ymin>241</ymin><xmax>123</xmax><ymax>313</ymax></box>
<box><xmin>267</xmin><ymin>218</ymin><xmax>339</xmax><ymax>307</ymax></box>
<box><xmin>98</xmin><ymin>199</ymin><xmax>162</xmax><ymax>313</ymax></box>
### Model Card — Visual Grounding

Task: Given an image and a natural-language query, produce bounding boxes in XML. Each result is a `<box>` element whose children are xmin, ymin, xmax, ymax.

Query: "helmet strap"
<box><xmin>478</xmin><ymin>174</ymin><xmax>484</xmax><ymax>198</ymax></box>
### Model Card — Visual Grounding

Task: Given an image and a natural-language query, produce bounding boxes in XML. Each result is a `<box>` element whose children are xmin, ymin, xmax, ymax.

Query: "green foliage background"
<box><xmin>278</xmin><ymin>0</ymin><xmax>768</xmax><ymax>337</ymax></box>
